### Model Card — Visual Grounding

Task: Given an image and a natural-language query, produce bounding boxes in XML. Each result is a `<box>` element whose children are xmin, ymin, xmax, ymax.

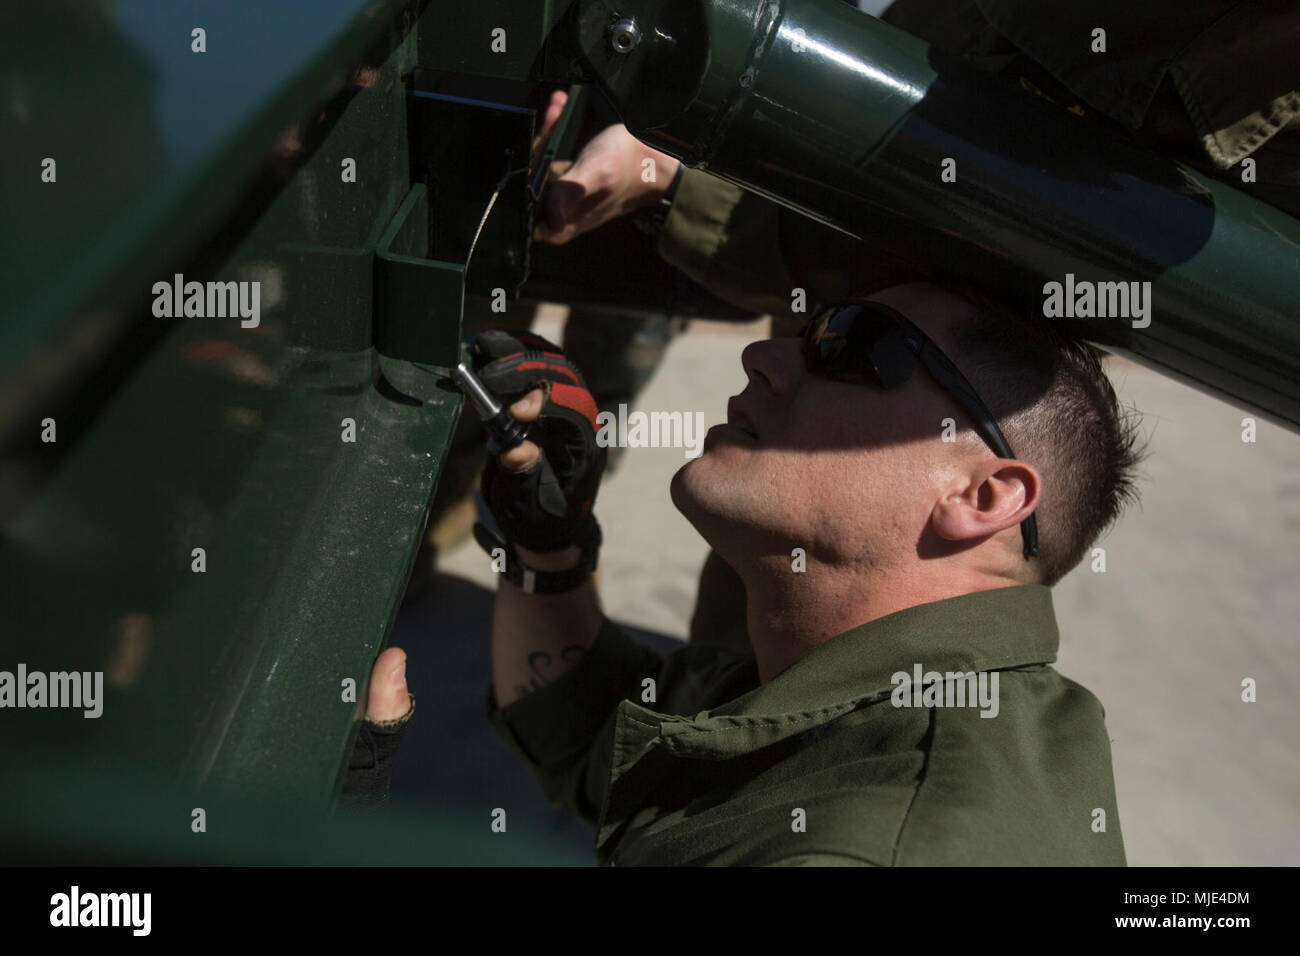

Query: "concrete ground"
<box><xmin>391</xmin><ymin>309</ymin><xmax>1300</xmax><ymax>866</ymax></box>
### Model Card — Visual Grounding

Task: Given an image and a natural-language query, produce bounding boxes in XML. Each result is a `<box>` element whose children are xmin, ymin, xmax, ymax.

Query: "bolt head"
<box><xmin>609</xmin><ymin>17</ymin><xmax>641</xmax><ymax>53</ymax></box>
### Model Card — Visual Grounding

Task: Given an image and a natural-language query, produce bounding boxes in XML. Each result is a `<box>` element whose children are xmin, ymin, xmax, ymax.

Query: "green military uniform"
<box><xmin>488</xmin><ymin>585</ymin><xmax>1125</xmax><ymax>865</ymax></box>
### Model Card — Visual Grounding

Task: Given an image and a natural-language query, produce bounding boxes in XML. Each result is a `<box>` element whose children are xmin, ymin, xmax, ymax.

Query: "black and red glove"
<box><xmin>471</xmin><ymin>330</ymin><xmax>607</xmax><ymax>554</ymax></box>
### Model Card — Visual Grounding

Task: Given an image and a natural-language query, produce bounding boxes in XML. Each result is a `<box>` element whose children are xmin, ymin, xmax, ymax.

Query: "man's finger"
<box><xmin>536</xmin><ymin>174</ymin><xmax>614</xmax><ymax>245</ymax></box>
<box><xmin>535</xmin><ymin>167</ymin><xmax>584</xmax><ymax>242</ymax></box>
<box><xmin>498</xmin><ymin>388</ymin><xmax>544</xmax><ymax>472</ymax></box>
<box><xmin>500</xmin><ymin>438</ymin><xmax>541</xmax><ymax>473</ymax></box>
<box><xmin>530</xmin><ymin>89</ymin><xmax>568</xmax><ymax>162</ymax></box>
<box><xmin>509</xmin><ymin>388</ymin><xmax>545</xmax><ymax>422</ymax></box>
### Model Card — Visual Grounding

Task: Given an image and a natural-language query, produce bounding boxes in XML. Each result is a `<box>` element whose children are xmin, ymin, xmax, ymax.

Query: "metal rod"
<box><xmin>453</xmin><ymin>362</ymin><xmax>529</xmax><ymax>453</ymax></box>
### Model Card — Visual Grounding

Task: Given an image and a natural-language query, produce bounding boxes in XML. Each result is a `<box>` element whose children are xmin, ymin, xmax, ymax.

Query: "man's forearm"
<box><xmin>491</xmin><ymin>544</ymin><xmax>604</xmax><ymax>708</ymax></box>
<box><xmin>658</xmin><ymin>168</ymin><xmax>919</xmax><ymax>326</ymax></box>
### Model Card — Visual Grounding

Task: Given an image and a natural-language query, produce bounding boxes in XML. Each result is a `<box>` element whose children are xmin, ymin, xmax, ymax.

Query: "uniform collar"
<box><xmin>617</xmin><ymin>584</ymin><xmax>1059</xmax><ymax>762</ymax></box>
<box><xmin>597</xmin><ymin>585</ymin><xmax>1060</xmax><ymax>854</ymax></box>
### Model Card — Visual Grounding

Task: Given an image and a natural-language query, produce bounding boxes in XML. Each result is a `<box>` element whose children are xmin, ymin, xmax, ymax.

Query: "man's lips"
<box><xmin>726</xmin><ymin>398</ymin><xmax>760</xmax><ymax>440</ymax></box>
<box><xmin>702</xmin><ymin>398</ymin><xmax>760</xmax><ymax>451</ymax></box>
<box><xmin>704</xmin><ymin>422</ymin><xmax>758</xmax><ymax>448</ymax></box>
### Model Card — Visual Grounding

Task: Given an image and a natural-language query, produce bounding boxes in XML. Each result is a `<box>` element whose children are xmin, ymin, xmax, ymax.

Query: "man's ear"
<box><xmin>930</xmin><ymin>458</ymin><xmax>1041</xmax><ymax>543</ymax></box>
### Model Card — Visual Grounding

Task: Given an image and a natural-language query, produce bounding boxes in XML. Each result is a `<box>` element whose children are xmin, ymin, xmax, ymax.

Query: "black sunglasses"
<box><xmin>800</xmin><ymin>302</ymin><xmax>1040</xmax><ymax>560</ymax></box>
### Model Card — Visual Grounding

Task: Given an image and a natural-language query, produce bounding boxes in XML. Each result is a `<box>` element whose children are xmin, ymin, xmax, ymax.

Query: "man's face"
<box><xmin>670</xmin><ymin>282</ymin><xmax>989</xmax><ymax>573</ymax></box>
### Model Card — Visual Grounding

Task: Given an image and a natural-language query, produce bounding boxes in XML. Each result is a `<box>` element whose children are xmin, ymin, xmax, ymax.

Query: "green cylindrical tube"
<box><xmin>573</xmin><ymin>0</ymin><xmax>1300</xmax><ymax>429</ymax></box>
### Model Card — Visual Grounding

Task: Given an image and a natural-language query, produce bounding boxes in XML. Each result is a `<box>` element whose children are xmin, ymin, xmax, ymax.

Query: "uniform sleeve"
<box><xmin>485</xmin><ymin>617</ymin><xmax>662</xmax><ymax>830</ymax></box>
<box><xmin>485</xmin><ymin>616</ymin><xmax>754</xmax><ymax>831</ymax></box>
<box><xmin>657</xmin><ymin>167</ymin><xmax>919</xmax><ymax>331</ymax></box>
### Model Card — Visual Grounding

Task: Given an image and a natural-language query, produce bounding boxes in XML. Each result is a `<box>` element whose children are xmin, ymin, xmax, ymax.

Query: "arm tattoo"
<box><xmin>514</xmin><ymin>643</ymin><xmax>588</xmax><ymax>699</ymax></box>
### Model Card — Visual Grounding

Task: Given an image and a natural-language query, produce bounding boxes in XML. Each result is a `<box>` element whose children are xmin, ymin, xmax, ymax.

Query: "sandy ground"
<box><xmin>392</xmin><ymin>310</ymin><xmax>1300</xmax><ymax>866</ymax></box>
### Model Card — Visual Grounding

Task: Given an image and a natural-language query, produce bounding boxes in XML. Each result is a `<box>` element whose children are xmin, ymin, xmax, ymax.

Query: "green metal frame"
<box><xmin>0</xmin><ymin>0</ymin><xmax>576</xmax><ymax>856</ymax></box>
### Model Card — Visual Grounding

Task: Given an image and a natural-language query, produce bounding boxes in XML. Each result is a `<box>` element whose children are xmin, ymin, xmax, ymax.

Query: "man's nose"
<box><xmin>741</xmin><ymin>337</ymin><xmax>804</xmax><ymax>395</ymax></box>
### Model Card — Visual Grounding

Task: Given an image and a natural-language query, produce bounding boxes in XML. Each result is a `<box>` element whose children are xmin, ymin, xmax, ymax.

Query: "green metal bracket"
<box><xmin>374</xmin><ymin>183</ymin><xmax>466</xmax><ymax>368</ymax></box>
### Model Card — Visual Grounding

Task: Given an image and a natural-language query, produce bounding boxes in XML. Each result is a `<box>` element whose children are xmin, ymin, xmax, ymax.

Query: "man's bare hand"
<box><xmin>531</xmin><ymin>89</ymin><xmax>681</xmax><ymax>245</ymax></box>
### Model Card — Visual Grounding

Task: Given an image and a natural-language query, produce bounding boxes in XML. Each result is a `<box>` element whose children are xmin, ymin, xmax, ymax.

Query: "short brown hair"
<box><xmin>934</xmin><ymin>280</ymin><xmax>1146</xmax><ymax>585</ymax></box>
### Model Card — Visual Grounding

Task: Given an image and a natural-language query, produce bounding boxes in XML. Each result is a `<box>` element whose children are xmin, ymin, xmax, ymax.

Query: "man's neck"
<box><xmin>740</xmin><ymin>557</ymin><xmax>1015</xmax><ymax>684</ymax></box>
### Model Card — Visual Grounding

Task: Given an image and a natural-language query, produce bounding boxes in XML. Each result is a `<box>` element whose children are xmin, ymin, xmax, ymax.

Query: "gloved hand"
<box><xmin>471</xmin><ymin>330</ymin><xmax>607</xmax><ymax>554</ymax></box>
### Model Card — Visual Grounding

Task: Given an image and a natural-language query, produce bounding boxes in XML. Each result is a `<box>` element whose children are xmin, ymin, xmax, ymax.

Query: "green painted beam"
<box><xmin>0</xmin><ymin>0</ymin><xmax>490</xmax><ymax>819</ymax></box>
<box><xmin>0</xmin><ymin>0</ymin><xmax>426</xmax><ymax>435</ymax></box>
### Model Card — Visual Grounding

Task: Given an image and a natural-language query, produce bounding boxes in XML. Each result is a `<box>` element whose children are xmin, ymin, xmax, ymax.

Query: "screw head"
<box><xmin>609</xmin><ymin>17</ymin><xmax>641</xmax><ymax>54</ymax></box>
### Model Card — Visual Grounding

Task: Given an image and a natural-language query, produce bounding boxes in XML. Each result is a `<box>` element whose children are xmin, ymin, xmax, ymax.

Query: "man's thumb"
<box><xmin>544</xmin><ymin>177</ymin><xmax>582</xmax><ymax>236</ymax></box>
<box><xmin>365</xmin><ymin>647</ymin><xmax>411</xmax><ymax>723</ymax></box>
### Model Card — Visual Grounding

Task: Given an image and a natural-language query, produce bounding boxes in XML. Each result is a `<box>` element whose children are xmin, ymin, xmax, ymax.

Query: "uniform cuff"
<box><xmin>657</xmin><ymin>168</ymin><xmax>748</xmax><ymax>279</ymax></box>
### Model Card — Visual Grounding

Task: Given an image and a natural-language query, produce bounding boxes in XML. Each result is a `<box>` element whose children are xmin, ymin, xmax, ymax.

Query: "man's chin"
<box><xmin>671</xmin><ymin>458</ymin><xmax>784</xmax><ymax>577</ymax></box>
<box><xmin>670</xmin><ymin>457</ymin><xmax>718</xmax><ymax>533</ymax></box>
<box><xmin>670</xmin><ymin>453</ymin><xmax>741</xmax><ymax>547</ymax></box>
<box><xmin>669</xmin><ymin>457</ymin><xmax>702</xmax><ymax>520</ymax></box>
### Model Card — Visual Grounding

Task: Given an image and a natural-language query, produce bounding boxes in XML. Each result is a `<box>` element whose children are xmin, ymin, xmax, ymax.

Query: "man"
<box><xmin>476</xmin><ymin>275</ymin><xmax>1142</xmax><ymax>865</ymax></box>
<box><xmin>421</xmin><ymin>0</ymin><xmax>1294</xmax><ymax>601</ymax></box>
<box><xmin>527</xmin><ymin>0</ymin><xmax>1297</xmax><ymax>650</ymax></box>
